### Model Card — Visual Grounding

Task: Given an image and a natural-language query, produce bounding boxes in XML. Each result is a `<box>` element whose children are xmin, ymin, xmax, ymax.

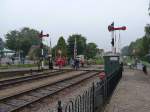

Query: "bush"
<box><xmin>95</xmin><ymin>58</ymin><xmax>104</xmax><ymax>65</ymax></box>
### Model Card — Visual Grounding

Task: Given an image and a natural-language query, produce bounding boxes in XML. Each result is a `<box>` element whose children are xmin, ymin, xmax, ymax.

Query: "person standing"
<box><xmin>74</xmin><ymin>58</ymin><xmax>79</xmax><ymax>70</ymax></box>
<box><xmin>143</xmin><ymin>64</ymin><xmax>147</xmax><ymax>74</ymax></box>
<box><xmin>11</xmin><ymin>57</ymin><xmax>15</xmax><ymax>64</ymax></box>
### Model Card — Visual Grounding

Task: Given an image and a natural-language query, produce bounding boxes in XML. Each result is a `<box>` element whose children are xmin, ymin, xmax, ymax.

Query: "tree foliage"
<box><xmin>85</xmin><ymin>43</ymin><xmax>98</xmax><ymax>59</ymax></box>
<box><xmin>5</xmin><ymin>27</ymin><xmax>41</xmax><ymax>56</ymax></box>
<box><xmin>56</xmin><ymin>36</ymin><xmax>67</xmax><ymax>56</ymax></box>
<box><xmin>5</xmin><ymin>27</ymin><xmax>99</xmax><ymax>60</ymax></box>
<box><xmin>122</xmin><ymin>38</ymin><xmax>145</xmax><ymax>57</ymax></box>
<box><xmin>28</xmin><ymin>45</ymin><xmax>41</xmax><ymax>60</ymax></box>
<box><xmin>0</xmin><ymin>38</ymin><xmax>4</xmax><ymax>51</ymax></box>
<box><xmin>52</xmin><ymin>45</ymin><xmax>57</xmax><ymax>58</ymax></box>
<box><xmin>67</xmin><ymin>34</ymin><xmax>86</xmax><ymax>58</ymax></box>
<box><xmin>121</xmin><ymin>46</ymin><xmax>129</xmax><ymax>56</ymax></box>
<box><xmin>130</xmin><ymin>38</ymin><xmax>144</xmax><ymax>57</ymax></box>
<box><xmin>142</xmin><ymin>36</ymin><xmax>150</xmax><ymax>55</ymax></box>
<box><xmin>0</xmin><ymin>38</ymin><xmax>4</xmax><ymax>59</ymax></box>
<box><xmin>122</xmin><ymin>25</ymin><xmax>150</xmax><ymax>59</ymax></box>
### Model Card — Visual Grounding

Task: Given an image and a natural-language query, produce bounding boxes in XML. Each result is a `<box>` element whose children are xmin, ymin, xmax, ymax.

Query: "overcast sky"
<box><xmin>0</xmin><ymin>0</ymin><xmax>149</xmax><ymax>51</ymax></box>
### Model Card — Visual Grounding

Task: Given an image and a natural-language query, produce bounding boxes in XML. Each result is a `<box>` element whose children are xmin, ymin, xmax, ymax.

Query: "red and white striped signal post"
<box><xmin>108</xmin><ymin>22</ymin><xmax>126</xmax><ymax>54</ymax></box>
<box><xmin>39</xmin><ymin>30</ymin><xmax>49</xmax><ymax>69</ymax></box>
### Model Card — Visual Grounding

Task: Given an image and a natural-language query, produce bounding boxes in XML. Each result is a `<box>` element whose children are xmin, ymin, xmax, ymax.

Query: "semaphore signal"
<box><xmin>108</xmin><ymin>22</ymin><xmax>127</xmax><ymax>54</ymax></box>
<box><xmin>39</xmin><ymin>30</ymin><xmax>49</xmax><ymax>69</ymax></box>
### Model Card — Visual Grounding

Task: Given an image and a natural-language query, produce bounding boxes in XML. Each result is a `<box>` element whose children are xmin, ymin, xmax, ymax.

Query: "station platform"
<box><xmin>104</xmin><ymin>69</ymin><xmax>150</xmax><ymax>112</ymax></box>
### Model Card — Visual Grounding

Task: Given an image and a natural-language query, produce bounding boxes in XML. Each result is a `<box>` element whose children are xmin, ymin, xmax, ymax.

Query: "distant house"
<box><xmin>2</xmin><ymin>48</ymin><xmax>15</xmax><ymax>57</ymax></box>
<box><xmin>0</xmin><ymin>48</ymin><xmax>15</xmax><ymax>64</ymax></box>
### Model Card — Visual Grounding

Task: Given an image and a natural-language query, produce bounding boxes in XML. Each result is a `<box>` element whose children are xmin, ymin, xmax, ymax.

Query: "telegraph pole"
<box><xmin>39</xmin><ymin>31</ymin><xmax>49</xmax><ymax>69</ymax></box>
<box><xmin>48</xmin><ymin>37</ymin><xmax>53</xmax><ymax>69</ymax></box>
<box><xmin>49</xmin><ymin>37</ymin><xmax>52</xmax><ymax>60</ymax></box>
<box><xmin>74</xmin><ymin>37</ymin><xmax>77</xmax><ymax>59</ymax></box>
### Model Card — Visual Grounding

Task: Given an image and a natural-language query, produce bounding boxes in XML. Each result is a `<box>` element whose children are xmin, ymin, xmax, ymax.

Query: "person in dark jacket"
<box><xmin>143</xmin><ymin>64</ymin><xmax>147</xmax><ymax>74</ymax></box>
<box><xmin>120</xmin><ymin>62</ymin><xmax>124</xmax><ymax>72</ymax></box>
<box><xmin>74</xmin><ymin>58</ymin><xmax>79</xmax><ymax>70</ymax></box>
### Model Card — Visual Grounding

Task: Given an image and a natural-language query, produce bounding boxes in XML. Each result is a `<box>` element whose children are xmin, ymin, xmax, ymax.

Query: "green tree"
<box><xmin>142</xmin><ymin>36</ymin><xmax>150</xmax><ymax>55</ymax></box>
<box><xmin>128</xmin><ymin>38</ymin><xmax>144</xmax><ymax>57</ymax></box>
<box><xmin>0</xmin><ymin>38</ymin><xmax>4</xmax><ymax>49</ymax></box>
<box><xmin>143</xmin><ymin>25</ymin><xmax>150</xmax><ymax>55</ymax></box>
<box><xmin>67</xmin><ymin>34</ymin><xmax>86</xmax><ymax>58</ymax></box>
<box><xmin>145</xmin><ymin>24</ymin><xmax>150</xmax><ymax>37</ymax></box>
<box><xmin>86</xmin><ymin>43</ymin><xmax>98</xmax><ymax>59</ymax></box>
<box><xmin>123</xmin><ymin>8</ymin><xmax>150</xmax><ymax>59</ymax></box>
<box><xmin>28</xmin><ymin>45</ymin><xmax>41</xmax><ymax>61</ymax></box>
<box><xmin>52</xmin><ymin>45</ymin><xmax>57</xmax><ymax>58</ymax></box>
<box><xmin>5</xmin><ymin>27</ymin><xmax>41</xmax><ymax>56</ymax></box>
<box><xmin>5</xmin><ymin>30</ymin><xmax>19</xmax><ymax>51</ymax></box>
<box><xmin>0</xmin><ymin>38</ymin><xmax>4</xmax><ymax>64</ymax></box>
<box><xmin>56</xmin><ymin>36</ymin><xmax>67</xmax><ymax>56</ymax></box>
<box><xmin>121</xmin><ymin>46</ymin><xmax>129</xmax><ymax>56</ymax></box>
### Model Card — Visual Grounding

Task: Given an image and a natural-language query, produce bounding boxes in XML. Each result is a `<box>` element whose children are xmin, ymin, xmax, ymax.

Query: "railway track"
<box><xmin>0</xmin><ymin>70</ymin><xmax>70</xmax><ymax>88</ymax></box>
<box><xmin>0</xmin><ymin>69</ymin><xmax>47</xmax><ymax>78</ymax></box>
<box><xmin>0</xmin><ymin>71</ymin><xmax>100</xmax><ymax>112</ymax></box>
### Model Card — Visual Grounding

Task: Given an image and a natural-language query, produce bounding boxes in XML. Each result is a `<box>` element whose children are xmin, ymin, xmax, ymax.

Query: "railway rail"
<box><xmin>0</xmin><ymin>70</ymin><xmax>70</xmax><ymax>88</ymax></box>
<box><xmin>0</xmin><ymin>68</ymin><xmax>50</xmax><ymax>79</ymax></box>
<box><xmin>0</xmin><ymin>70</ymin><xmax>101</xmax><ymax>112</ymax></box>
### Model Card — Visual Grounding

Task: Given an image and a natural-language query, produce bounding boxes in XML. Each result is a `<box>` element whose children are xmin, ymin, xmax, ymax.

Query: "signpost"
<box><xmin>39</xmin><ymin>31</ymin><xmax>49</xmax><ymax>69</ymax></box>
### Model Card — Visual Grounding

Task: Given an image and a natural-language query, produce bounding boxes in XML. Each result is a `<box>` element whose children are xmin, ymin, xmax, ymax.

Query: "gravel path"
<box><xmin>0</xmin><ymin>71</ymin><xmax>84</xmax><ymax>99</ymax></box>
<box><xmin>104</xmin><ymin>69</ymin><xmax>150</xmax><ymax>112</ymax></box>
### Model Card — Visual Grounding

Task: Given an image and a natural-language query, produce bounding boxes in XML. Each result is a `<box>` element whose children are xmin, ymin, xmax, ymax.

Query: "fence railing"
<box><xmin>57</xmin><ymin>67</ymin><xmax>122</xmax><ymax>112</ymax></box>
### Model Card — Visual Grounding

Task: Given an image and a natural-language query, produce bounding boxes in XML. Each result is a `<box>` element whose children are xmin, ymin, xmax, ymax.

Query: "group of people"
<box><xmin>70</xmin><ymin>58</ymin><xmax>84</xmax><ymax>70</ymax></box>
<box><xmin>128</xmin><ymin>62</ymin><xmax>148</xmax><ymax>75</ymax></box>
